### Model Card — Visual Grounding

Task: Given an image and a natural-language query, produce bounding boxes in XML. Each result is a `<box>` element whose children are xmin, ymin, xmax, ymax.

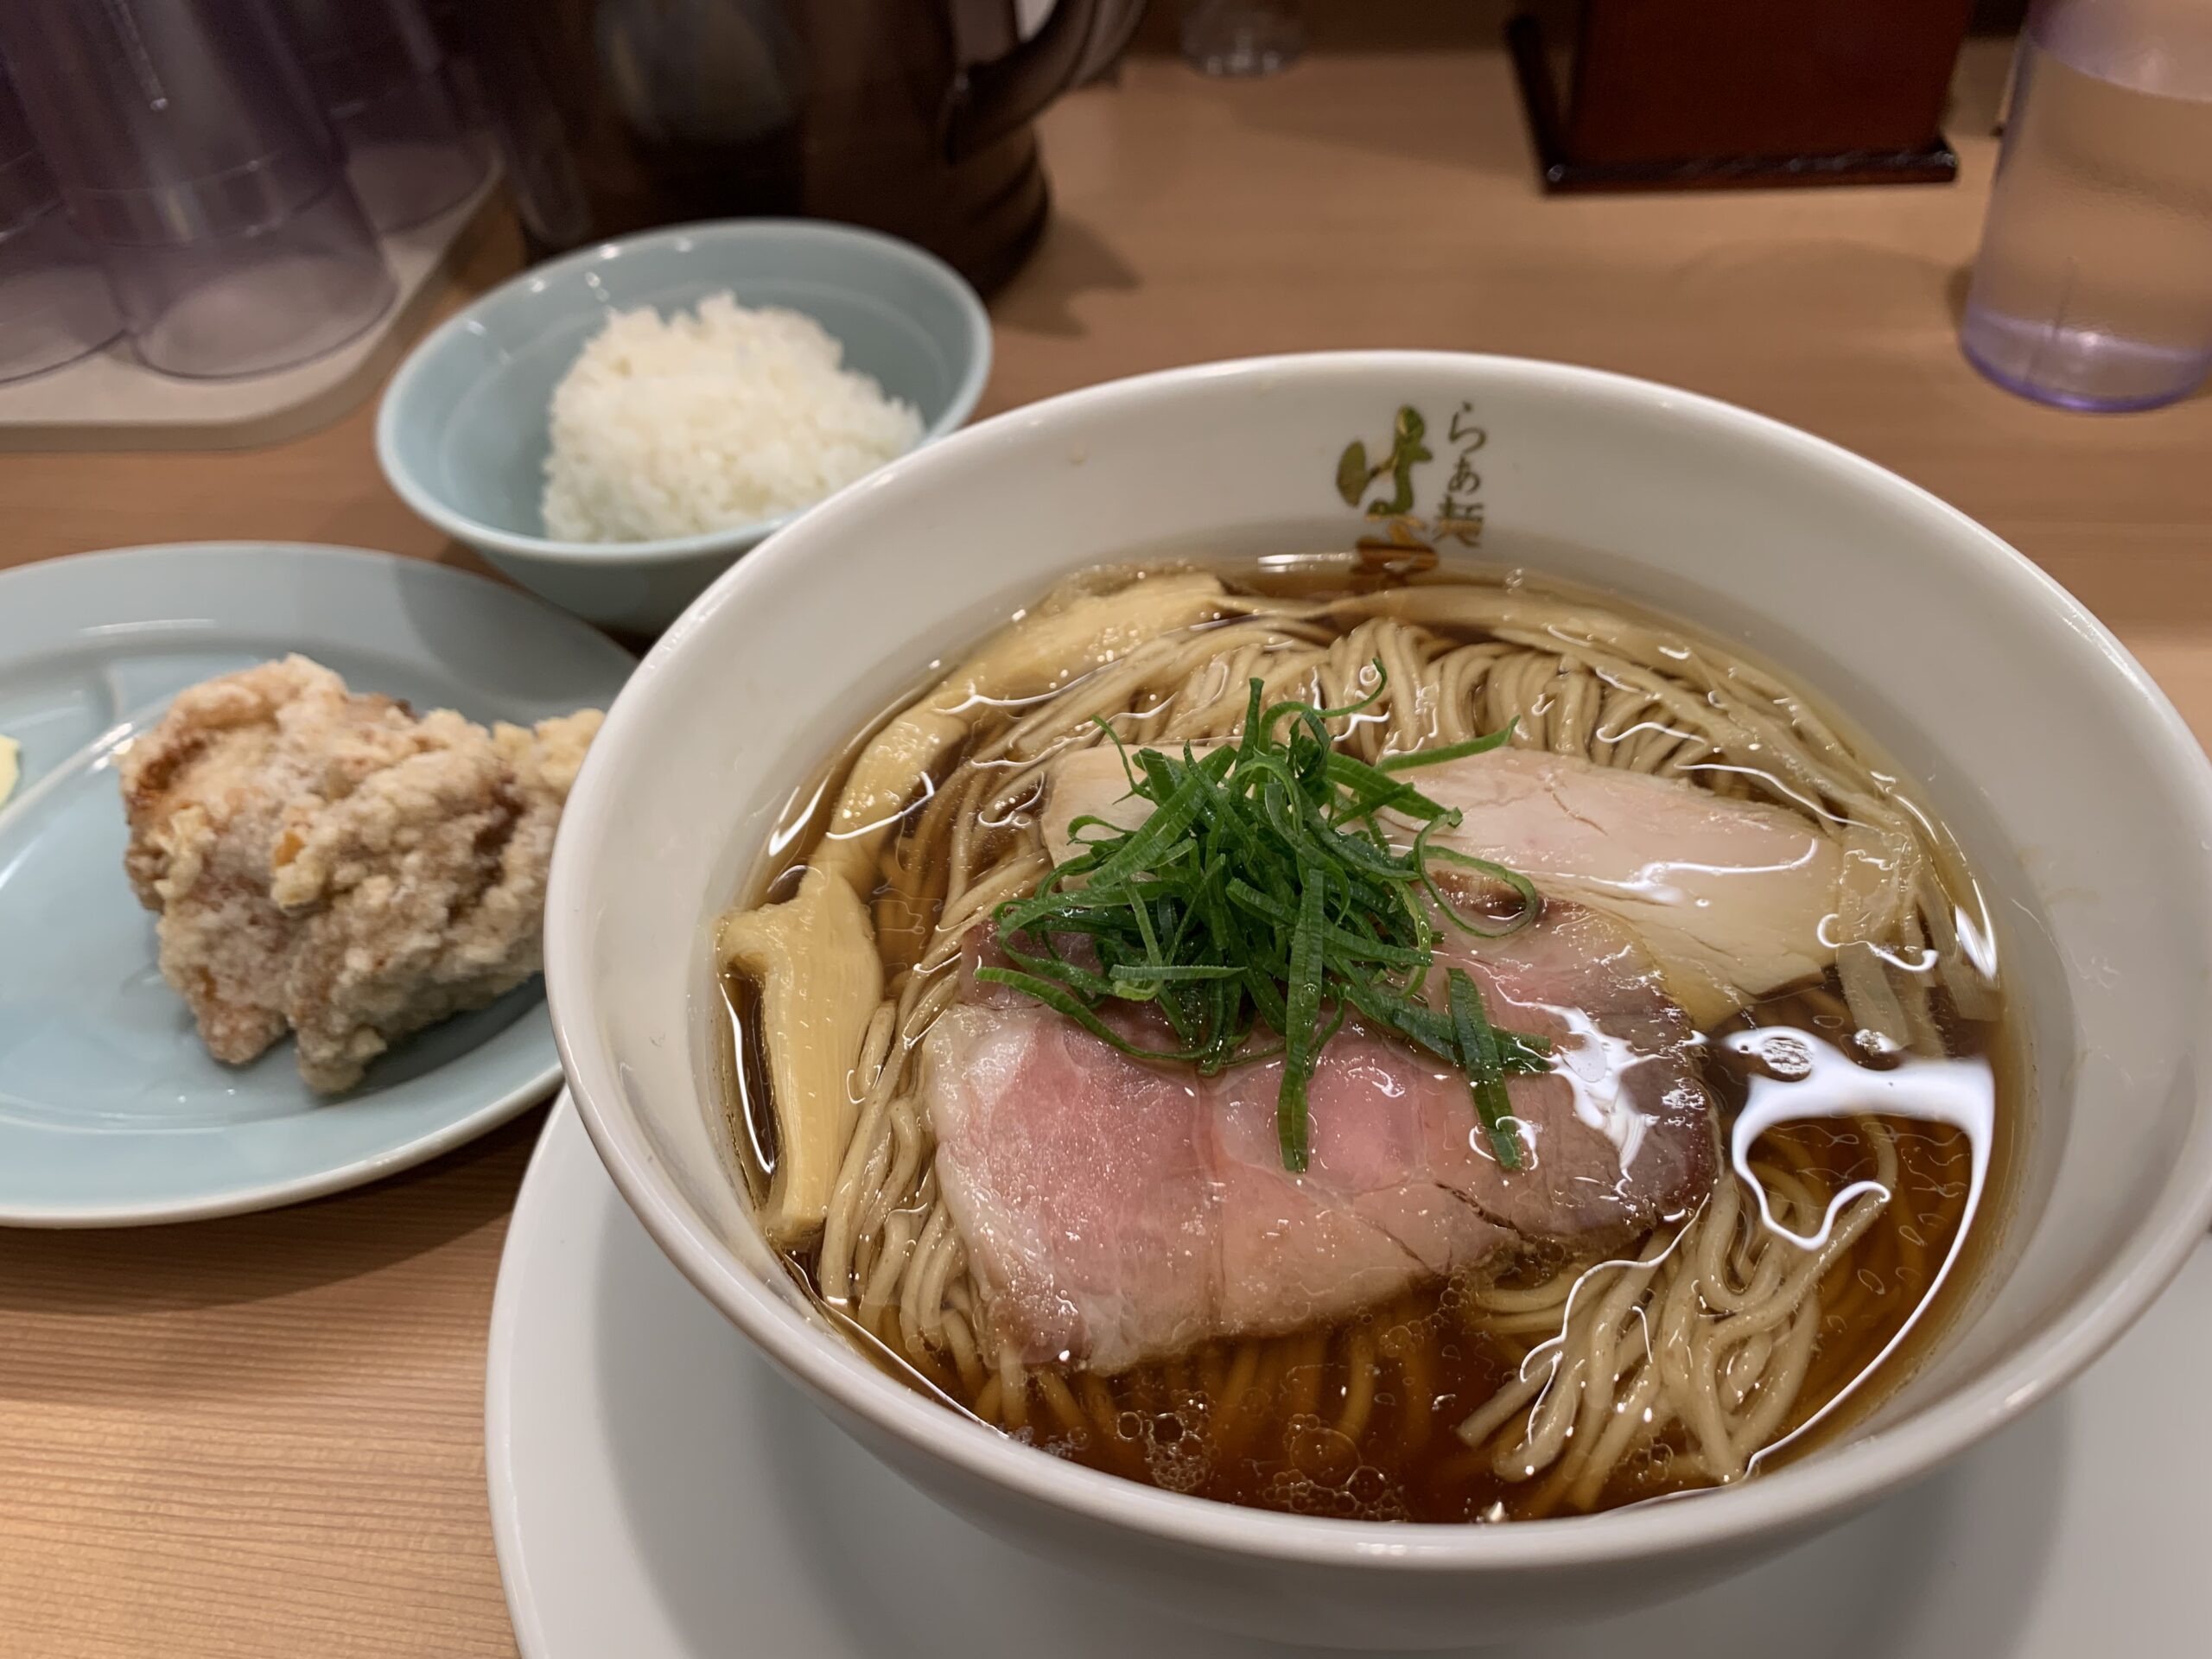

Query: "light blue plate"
<box><xmin>0</xmin><ymin>543</ymin><xmax>634</xmax><ymax>1225</ymax></box>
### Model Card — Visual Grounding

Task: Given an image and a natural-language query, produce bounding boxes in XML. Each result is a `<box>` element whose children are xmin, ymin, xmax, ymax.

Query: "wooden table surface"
<box><xmin>4</xmin><ymin>38</ymin><xmax>2209</xmax><ymax>1659</ymax></box>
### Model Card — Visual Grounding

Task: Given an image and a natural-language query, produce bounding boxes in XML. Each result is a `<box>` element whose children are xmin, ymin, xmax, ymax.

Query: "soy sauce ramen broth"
<box><xmin>715</xmin><ymin>558</ymin><xmax>2018</xmax><ymax>1523</ymax></box>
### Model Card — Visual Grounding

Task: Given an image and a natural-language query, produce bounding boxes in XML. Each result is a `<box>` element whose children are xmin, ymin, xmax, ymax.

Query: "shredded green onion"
<box><xmin>981</xmin><ymin>668</ymin><xmax>1548</xmax><ymax>1172</ymax></box>
<box><xmin>1448</xmin><ymin>967</ymin><xmax>1523</xmax><ymax>1170</ymax></box>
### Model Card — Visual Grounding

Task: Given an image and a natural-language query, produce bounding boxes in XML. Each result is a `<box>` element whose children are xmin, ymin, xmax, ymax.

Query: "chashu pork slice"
<box><xmin>920</xmin><ymin>903</ymin><xmax>1714</xmax><ymax>1376</ymax></box>
<box><xmin>1039</xmin><ymin>741</ymin><xmax>1843</xmax><ymax>1028</ymax></box>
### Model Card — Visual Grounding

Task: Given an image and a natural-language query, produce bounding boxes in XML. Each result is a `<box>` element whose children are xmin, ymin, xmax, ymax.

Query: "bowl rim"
<box><xmin>373</xmin><ymin>218</ymin><xmax>994</xmax><ymax>567</ymax></box>
<box><xmin>549</xmin><ymin>349</ymin><xmax>2212</xmax><ymax>1572</ymax></box>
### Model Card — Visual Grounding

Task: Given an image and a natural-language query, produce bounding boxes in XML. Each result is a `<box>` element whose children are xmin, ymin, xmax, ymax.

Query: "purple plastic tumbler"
<box><xmin>280</xmin><ymin>0</ymin><xmax>489</xmax><ymax>233</ymax></box>
<box><xmin>0</xmin><ymin>0</ymin><xmax>396</xmax><ymax>378</ymax></box>
<box><xmin>0</xmin><ymin>60</ymin><xmax>121</xmax><ymax>384</ymax></box>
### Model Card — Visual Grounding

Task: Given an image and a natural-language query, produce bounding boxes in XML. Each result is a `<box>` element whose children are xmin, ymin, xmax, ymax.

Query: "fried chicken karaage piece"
<box><xmin>120</xmin><ymin>655</ymin><xmax>602</xmax><ymax>1091</ymax></box>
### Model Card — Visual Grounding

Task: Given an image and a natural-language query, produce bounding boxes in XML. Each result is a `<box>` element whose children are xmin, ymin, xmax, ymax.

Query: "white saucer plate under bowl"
<box><xmin>488</xmin><ymin>1096</ymin><xmax>2211</xmax><ymax>1659</ymax></box>
<box><xmin>0</xmin><ymin>543</ymin><xmax>632</xmax><ymax>1225</ymax></box>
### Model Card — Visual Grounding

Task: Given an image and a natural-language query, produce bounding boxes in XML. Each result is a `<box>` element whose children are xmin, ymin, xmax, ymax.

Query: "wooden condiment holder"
<box><xmin>1509</xmin><ymin>0</ymin><xmax>1976</xmax><ymax>192</ymax></box>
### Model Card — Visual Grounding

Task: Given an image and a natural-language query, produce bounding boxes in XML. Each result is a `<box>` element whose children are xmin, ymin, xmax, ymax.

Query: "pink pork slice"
<box><xmin>918</xmin><ymin>903</ymin><xmax>1716</xmax><ymax>1375</ymax></box>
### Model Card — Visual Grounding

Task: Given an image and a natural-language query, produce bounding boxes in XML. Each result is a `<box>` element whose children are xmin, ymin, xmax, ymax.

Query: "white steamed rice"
<box><xmin>540</xmin><ymin>293</ymin><xmax>924</xmax><ymax>543</ymax></box>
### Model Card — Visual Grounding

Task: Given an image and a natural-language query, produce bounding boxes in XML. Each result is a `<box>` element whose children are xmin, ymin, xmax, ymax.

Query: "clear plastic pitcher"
<box><xmin>1960</xmin><ymin>0</ymin><xmax>2212</xmax><ymax>411</ymax></box>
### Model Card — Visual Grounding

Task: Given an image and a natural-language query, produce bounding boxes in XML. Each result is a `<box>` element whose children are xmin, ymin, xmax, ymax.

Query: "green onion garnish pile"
<box><xmin>980</xmin><ymin>673</ymin><xmax>1553</xmax><ymax>1173</ymax></box>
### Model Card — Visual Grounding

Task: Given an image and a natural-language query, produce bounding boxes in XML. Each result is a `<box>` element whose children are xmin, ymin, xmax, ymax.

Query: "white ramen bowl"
<box><xmin>546</xmin><ymin>353</ymin><xmax>2212</xmax><ymax>1649</ymax></box>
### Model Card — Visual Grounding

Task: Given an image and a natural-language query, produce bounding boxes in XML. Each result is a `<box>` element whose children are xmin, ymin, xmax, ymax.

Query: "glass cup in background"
<box><xmin>1180</xmin><ymin>0</ymin><xmax>1305</xmax><ymax>78</ymax></box>
<box><xmin>0</xmin><ymin>0</ymin><xmax>395</xmax><ymax>379</ymax></box>
<box><xmin>1960</xmin><ymin>0</ymin><xmax>2212</xmax><ymax>412</ymax></box>
<box><xmin>0</xmin><ymin>61</ymin><xmax>121</xmax><ymax>384</ymax></box>
<box><xmin>280</xmin><ymin>0</ymin><xmax>489</xmax><ymax>234</ymax></box>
